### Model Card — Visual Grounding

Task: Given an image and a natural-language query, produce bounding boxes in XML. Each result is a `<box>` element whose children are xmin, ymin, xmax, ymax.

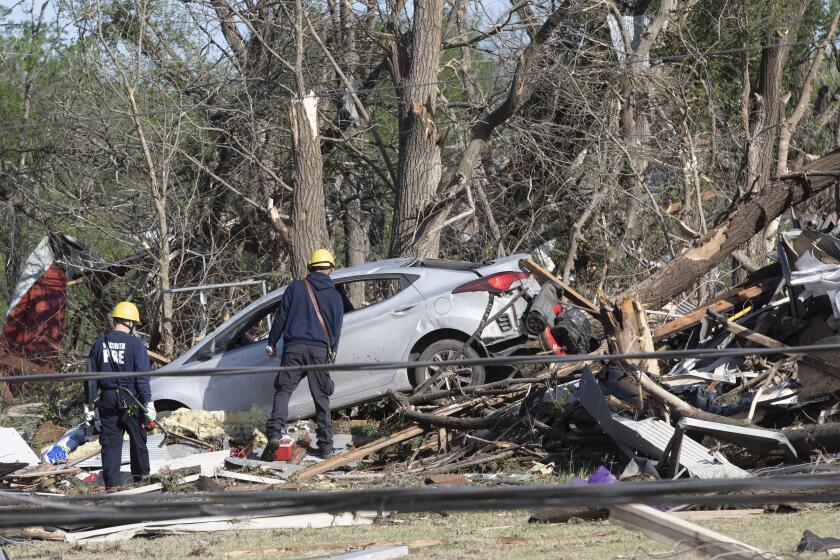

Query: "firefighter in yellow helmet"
<box><xmin>262</xmin><ymin>249</ymin><xmax>344</xmax><ymax>460</ymax></box>
<box><xmin>85</xmin><ymin>301</ymin><xmax>154</xmax><ymax>490</ymax></box>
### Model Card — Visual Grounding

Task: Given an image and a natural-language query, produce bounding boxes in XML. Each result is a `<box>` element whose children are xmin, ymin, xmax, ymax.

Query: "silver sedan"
<box><xmin>150</xmin><ymin>254</ymin><xmax>542</xmax><ymax>419</ymax></box>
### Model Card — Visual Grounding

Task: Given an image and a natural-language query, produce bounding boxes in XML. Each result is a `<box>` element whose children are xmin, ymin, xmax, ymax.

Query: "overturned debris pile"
<box><xmin>289</xmin><ymin>246</ymin><xmax>840</xmax><ymax>482</ymax></box>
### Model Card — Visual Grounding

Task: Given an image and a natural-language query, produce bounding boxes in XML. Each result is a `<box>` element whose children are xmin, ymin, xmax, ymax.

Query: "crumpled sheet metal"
<box><xmin>782</xmin><ymin>229</ymin><xmax>840</xmax><ymax>318</ymax></box>
<box><xmin>578</xmin><ymin>371</ymin><xmax>749</xmax><ymax>479</ymax></box>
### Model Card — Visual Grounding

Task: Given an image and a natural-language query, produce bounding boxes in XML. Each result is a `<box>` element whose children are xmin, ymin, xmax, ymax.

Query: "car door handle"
<box><xmin>391</xmin><ymin>304</ymin><xmax>417</xmax><ymax>316</ymax></box>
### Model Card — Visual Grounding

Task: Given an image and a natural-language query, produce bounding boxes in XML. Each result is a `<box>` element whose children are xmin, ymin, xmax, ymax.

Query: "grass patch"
<box><xmin>9</xmin><ymin>505</ymin><xmax>840</xmax><ymax>559</ymax></box>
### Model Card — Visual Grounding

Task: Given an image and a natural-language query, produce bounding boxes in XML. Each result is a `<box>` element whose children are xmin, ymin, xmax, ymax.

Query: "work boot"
<box><xmin>260</xmin><ymin>438</ymin><xmax>281</xmax><ymax>462</ymax></box>
<box><xmin>315</xmin><ymin>446</ymin><xmax>334</xmax><ymax>459</ymax></box>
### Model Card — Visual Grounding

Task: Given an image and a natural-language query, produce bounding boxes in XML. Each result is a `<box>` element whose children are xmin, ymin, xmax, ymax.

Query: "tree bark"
<box><xmin>394</xmin><ymin>2</ymin><xmax>578</xmax><ymax>257</ymax></box>
<box><xmin>287</xmin><ymin>0</ymin><xmax>331</xmax><ymax>279</ymax></box>
<box><xmin>622</xmin><ymin>148</ymin><xmax>840</xmax><ymax>309</ymax></box>
<box><xmin>388</xmin><ymin>0</ymin><xmax>446</xmax><ymax>258</ymax></box>
<box><xmin>776</xmin><ymin>11</ymin><xmax>840</xmax><ymax>175</ymax></box>
<box><xmin>289</xmin><ymin>93</ymin><xmax>330</xmax><ymax>279</ymax></box>
<box><xmin>741</xmin><ymin>2</ymin><xmax>809</xmax><ymax>271</ymax></box>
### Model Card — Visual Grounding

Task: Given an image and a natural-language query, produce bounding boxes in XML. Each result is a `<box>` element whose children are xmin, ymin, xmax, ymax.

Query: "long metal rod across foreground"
<box><xmin>2</xmin><ymin>473</ymin><xmax>840</xmax><ymax>529</ymax></box>
<box><xmin>4</xmin><ymin>342</ymin><xmax>840</xmax><ymax>385</ymax></box>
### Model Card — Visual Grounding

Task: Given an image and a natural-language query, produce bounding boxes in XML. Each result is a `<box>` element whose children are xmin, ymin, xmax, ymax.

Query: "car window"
<box><xmin>212</xmin><ymin>303</ymin><xmax>274</xmax><ymax>353</ymax></box>
<box><xmin>336</xmin><ymin>277</ymin><xmax>404</xmax><ymax>312</ymax></box>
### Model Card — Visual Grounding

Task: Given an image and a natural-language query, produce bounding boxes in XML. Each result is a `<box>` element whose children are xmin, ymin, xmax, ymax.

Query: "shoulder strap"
<box><xmin>303</xmin><ymin>279</ymin><xmax>332</xmax><ymax>344</ymax></box>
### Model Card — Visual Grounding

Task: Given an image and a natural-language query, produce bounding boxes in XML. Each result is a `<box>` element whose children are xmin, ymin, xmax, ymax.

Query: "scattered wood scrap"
<box><xmin>610</xmin><ymin>504</ymin><xmax>782</xmax><ymax>560</ymax></box>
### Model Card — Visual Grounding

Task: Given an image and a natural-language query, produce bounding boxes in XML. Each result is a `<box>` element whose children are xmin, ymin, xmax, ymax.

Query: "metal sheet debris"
<box><xmin>578</xmin><ymin>371</ymin><xmax>748</xmax><ymax>479</ymax></box>
<box><xmin>0</xmin><ymin>428</ymin><xmax>39</xmax><ymax>466</ymax></box>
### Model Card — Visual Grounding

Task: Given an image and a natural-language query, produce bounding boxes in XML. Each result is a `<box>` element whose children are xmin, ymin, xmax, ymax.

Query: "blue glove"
<box><xmin>44</xmin><ymin>444</ymin><xmax>68</xmax><ymax>464</ymax></box>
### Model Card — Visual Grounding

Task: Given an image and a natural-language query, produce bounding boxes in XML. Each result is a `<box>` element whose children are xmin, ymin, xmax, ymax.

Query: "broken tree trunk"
<box><xmin>289</xmin><ymin>92</ymin><xmax>331</xmax><ymax>279</ymax></box>
<box><xmin>783</xmin><ymin>422</ymin><xmax>840</xmax><ymax>455</ymax></box>
<box><xmin>615</xmin><ymin>298</ymin><xmax>660</xmax><ymax>376</ymax></box>
<box><xmin>623</xmin><ymin>148</ymin><xmax>840</xmax><ymax>309</ymax></box>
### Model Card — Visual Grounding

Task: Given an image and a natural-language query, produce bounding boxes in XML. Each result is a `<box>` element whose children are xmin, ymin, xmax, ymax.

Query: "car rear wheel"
<box><xmin>411</xmin><ymin>339</ymin><xmax>486</xmax><ymax>392</ymax></box>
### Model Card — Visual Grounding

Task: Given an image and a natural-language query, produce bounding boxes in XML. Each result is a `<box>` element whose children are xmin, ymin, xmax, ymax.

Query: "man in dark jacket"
<box><xmin>86</xmin><ymin>301</ymin><xmax>154</xmax><ymax>490</ymax></box>
<box><xmin>263</xmin><ymin>249</ymin><xmax>344</xmax><ymax>459</ymax></box>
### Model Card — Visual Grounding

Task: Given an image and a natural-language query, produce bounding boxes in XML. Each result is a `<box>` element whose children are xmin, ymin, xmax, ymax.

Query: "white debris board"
<box><xmin>0</xmin><ymin>427</ymin><xmax>40</xmax><ymax>466</ymax></box>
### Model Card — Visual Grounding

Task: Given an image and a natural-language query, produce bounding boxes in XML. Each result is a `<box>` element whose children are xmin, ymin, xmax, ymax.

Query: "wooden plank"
<box><xmin>215</xmin><ymin>470</ymin><xmax>285</xmax><ymax>485</ymax></box>
<box><xmin>652</xmin><ymin>281</ymin><xmax>774</xmax><ymax>340</ymax></box>
<box><xmin>610</xmin><ymin>504</ymin><xmax>781</xmax><ymax>560</ymax></box>
<box><xmin>670</xmin><ymin>509</ymin><xmax>765</xmax><ymax>521</ymax></box>
<box><xmin>0</xmin><ymin>353</ymin><xmax>52</xmax><ymax>373</ymax></box>
<box><xmin>294</xmin><ymin>399</ymin><xmax>477</xmax><ymax>480</ymax></box>
<box><xmin>148</xmin><ymin>350</ymin><xmax>170</xmax><ymax>365</ymax></box>
<box><xmin>111</xmin><ymin>474</ymin><xmax>201</xmax><ymax>495</ymax></box>
<box><xmin>521</xmin><ymin>259</ymin><xmax>598</xmax><ymax>313</ymax></box>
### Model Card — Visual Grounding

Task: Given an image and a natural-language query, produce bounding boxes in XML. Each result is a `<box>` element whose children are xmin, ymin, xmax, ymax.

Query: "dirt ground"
<box><xmin>6</xmin><ymin>505</ymin><xmax>840</xmax><ymax>560</ymax></box>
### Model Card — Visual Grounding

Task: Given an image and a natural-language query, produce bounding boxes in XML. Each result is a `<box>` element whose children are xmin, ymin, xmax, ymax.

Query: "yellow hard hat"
<box><xmin>308</xmin><ymin>248</ymin><xmax>335</xmax><ymax>269</ymax></box>
<box><xmin>111</xmin><ymin>301</ymin><xmax>141</xmax><ymax>323</ymax></box>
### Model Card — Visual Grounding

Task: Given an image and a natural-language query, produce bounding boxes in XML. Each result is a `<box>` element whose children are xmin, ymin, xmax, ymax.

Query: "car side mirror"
<box><xmin>196</xmin><ymin>344</ymin><xmax>215</xmax><ymax>361</ymax></box>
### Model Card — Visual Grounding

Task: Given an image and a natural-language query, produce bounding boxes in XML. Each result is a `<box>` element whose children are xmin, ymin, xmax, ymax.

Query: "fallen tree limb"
<box><xmin>623</xmin><ymin>148</ymin><xmax>840</xmax><ymax>309</ymax></box>
<box><xmin>293</xmin><ymin>399</ymin><xmax>477</xmax><ymax>480</ymax></box>
<box><xmin>389</xmin><ymin>391</ymin><xmax>520</xmax><ymax>431</ymax></box>
<box><xmin>404</xmin><ymin>377</ymin><xmax>552</xmax><ymax>405</ymax></box>
<box><xmin>783</xmin><ymin>423</ymin><xmax>840</xmax><ymax>455</ymax></box>
<box><xmin>418</xmin><ymin>450</ymin><xmax>516</xmax><ymax>475</ymax></box>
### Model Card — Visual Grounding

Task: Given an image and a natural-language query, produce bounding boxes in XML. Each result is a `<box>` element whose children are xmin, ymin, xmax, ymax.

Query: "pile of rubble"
<box><xmin>7</xmin><ymin>229</ymin><xmax>840</xmax><ymax>546</ymax></box>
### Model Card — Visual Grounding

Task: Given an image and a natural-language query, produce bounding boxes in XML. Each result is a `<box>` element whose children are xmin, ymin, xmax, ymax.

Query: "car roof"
<box><xmin>332</xmin><ymin>258</ymin><xmax>415</xmax><ymax>278</ymax></box>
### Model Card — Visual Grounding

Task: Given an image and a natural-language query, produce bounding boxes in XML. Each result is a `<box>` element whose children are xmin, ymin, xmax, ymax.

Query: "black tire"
<box><xmin>411</xmin><ymin>339</ymin><xmax>486</xmax><ymax>391</ymax></box>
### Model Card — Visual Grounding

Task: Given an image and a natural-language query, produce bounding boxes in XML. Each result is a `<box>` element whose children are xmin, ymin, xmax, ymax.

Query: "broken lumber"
<box><xmin>610</xmin><ymin>504</ymin><xmax>782</xmax><ymax>560</ymax></box>
<box><xmin>708</xmin><ymin>310</ymin><xmax>840</xmax><ymax>381</ymax></box>
<box><xmin>215</xmin><ymin>470</ymin><xmax>285</xmax><ymax>485</ymax></box>
<box><xmin>670</xmin><ymin>509</ymin><xmax>765</xmax><ymax>521</ymax></box>
<box><xmin>624</xmin><ymin>147</ymin><xmax>840</xmax><ymax>309</ymax></box>
<box><xmin>652</xmin><ymin>280</ymin><xmax>774</xmax><ymax>340</ymax></box>
<box><xmin>293</xmin><ymin>399</ymin><xmax>478</xmax><ymax>480</ymax></box>
<box><xmin>521</xmin><ymin>259</ymin><xmax>599</xmax><ymax>313</ymax></box>
<box><xmin>111</xmin><ymin>474</ymin><xmax>201</xmax><ymax>495</ymax></box>
<box><xmin>615</xmin><ymin>298</ymin><xmax>660</xmax><ymax>376</ymax></box>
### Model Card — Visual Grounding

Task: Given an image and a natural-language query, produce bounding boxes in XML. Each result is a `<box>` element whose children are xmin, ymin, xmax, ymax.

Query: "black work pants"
<box><xmin>266</xmin><ymin>344</ymin><xmax>334</xmax><ymax>452</ymax></box>
<box><xmin>98</xmin><ymin>389</ymin><xmax>149</xmax><ymax>489</ymax></box>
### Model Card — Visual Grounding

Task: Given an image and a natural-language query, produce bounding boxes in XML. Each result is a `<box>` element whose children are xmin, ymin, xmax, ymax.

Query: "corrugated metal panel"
<box><xmin>578</xmin><ymin>370</ymin><xmax>748</xmax><ymax>479</ymax></box>
<box><xmin>612</xmin><ymin>416</ymin><xmax>748</xmax><ymax>479</ymax></box>
<box><xmin>75</xmin><ymin>435</ymin><xmax>200</xmax><ymax>468</ymax></box>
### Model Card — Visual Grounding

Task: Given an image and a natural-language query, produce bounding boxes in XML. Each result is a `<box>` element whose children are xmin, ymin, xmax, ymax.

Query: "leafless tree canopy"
<box><xmin>2</xmin><ymin>0</ymin><xmax>840</xmax><ymax>360</ymax></box>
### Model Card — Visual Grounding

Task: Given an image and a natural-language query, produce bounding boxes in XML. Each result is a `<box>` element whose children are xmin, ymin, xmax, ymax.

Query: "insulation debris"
<box><xmin>160</xmin><ymin>405</ymin><xmax>269</xmax><ymax>446</ymax></box>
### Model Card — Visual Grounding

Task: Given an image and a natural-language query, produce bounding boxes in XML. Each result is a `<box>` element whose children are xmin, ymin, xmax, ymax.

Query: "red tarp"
<box><xmin>1</xmin><ymin>264</ymin><xmax>66</xmax><ymax>365</ymax></box>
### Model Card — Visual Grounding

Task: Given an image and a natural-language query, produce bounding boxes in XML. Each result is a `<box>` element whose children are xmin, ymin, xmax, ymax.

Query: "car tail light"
<box><xmin>453</xmin><ymin>271</ymin><xmax>529</xmax><ymax>294</ymax></box>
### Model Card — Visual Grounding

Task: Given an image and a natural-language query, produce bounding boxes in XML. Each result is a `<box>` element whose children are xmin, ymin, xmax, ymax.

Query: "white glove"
<box><xmin>84</xmin><ymin>404</ymin><xmax>95</xmax><ymax>423</ymax></box>
<box><xmin>145</xmin><ymin>402</ymin><xmax>157</xmax><ymax>422</ymax></box>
